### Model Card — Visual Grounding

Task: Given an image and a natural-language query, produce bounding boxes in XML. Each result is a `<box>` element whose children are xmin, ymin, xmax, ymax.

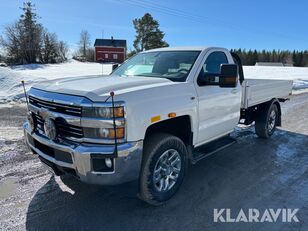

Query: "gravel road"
<box><xmin>0</xmin><ymin>93</ymin><xmax>307</xmax><ymax>231</ymax></box>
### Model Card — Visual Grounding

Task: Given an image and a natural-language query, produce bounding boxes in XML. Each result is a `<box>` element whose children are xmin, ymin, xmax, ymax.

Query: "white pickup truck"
<box><xmin>24</xmin><ymin>47</ymin><xmax>293</xmax><ymax>205</ymax></box>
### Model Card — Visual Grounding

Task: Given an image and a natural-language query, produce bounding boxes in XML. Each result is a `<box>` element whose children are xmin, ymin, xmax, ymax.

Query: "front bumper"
<box><xmin>23</xmin><ymin>122</ymin><xmax>143</xmax><ymax>185</ymax></box>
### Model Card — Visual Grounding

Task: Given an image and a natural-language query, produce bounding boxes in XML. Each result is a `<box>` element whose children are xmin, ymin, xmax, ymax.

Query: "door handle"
<box><xmin>231</xmin><ymin>89</ymin><xmax>238</xmax><ymax>94</ymax></box>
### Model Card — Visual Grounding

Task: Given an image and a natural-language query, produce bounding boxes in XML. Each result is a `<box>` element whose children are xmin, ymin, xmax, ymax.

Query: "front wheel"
<box><xmin>255</xmin><ymin>103</ymin><xmax>279</xmax><ymax>138</ymax></box>
<box><xmin>139</xmin><ymin>133</ymin><xmax>187</xmax><ymax>205</ymax></box>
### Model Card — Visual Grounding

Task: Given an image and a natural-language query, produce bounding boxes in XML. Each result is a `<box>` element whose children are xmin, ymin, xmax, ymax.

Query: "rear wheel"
<box><xmin>255</xmin><ymin>103</ymin><xmax>279</xmax><ymax>138</ymax></box>
<box><xmin>139</xmin><ymin>133</ymin><xmax>187</xmax><ymax>205</ymax></box>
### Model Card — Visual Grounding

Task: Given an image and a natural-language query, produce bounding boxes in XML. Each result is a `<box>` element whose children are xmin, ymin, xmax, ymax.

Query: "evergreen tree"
<box><xmin>253</xmin><ymin>49</ymin><xmax>258</xmax><ymax>65</ymax></box>
<box><xmin>133</xmin><ymin>13</ymin><xmax>169</xmax><ymax>52</ymax></box>
<box><xmin>41</xmin><ymin>31</ymin><xmax>59</xmax><ymax>63</ymax></box>
<box><xmin>0</xmin><ymin>2</ymin><xmax>68</xmax><ymax>64</ymax></box>
<box><xmin>231</xmin><ymin>49</ymin><xmax>308</xmax><ymax>67</ymax></box>
<box><xmin>19</xmin><ymin>2</ymin><xmax>43</xmax><ymax>63</ymax></box>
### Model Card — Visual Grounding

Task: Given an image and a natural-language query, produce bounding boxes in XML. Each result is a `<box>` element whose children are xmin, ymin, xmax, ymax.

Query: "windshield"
<box><xmin>112</xmin><ymin>51</ymin><xmax>201</xmax><ymax>82</ymax></box>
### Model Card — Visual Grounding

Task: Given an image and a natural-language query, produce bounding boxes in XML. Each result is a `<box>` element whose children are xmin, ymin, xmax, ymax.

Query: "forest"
<box><xmin>231</xmin><ymin>49</ymin><xmax>308</xmax><ymax>67</ymax></box>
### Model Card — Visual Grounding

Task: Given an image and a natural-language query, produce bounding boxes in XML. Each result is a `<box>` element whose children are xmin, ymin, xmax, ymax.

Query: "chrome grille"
<box><xmin>29</xmin><ymin>96</ymin><xmax>82</xmax><ymax>116</ymax></box>
<box><xmin>35</xmin><ymin>114</ymin><xmax>45</xmax><ymax>132</ymax></box>
<box><xmin>56</xmin><ymin>120</ymin><xmax>83</xmax><ymax>138</ymax></box>
<box><xmin>33</xmin><ymin>113</ymin><xmax>83</xmax><ymax>139</ymax></box>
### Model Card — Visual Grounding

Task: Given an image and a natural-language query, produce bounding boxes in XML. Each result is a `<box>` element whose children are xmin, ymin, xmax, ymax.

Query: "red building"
<box><xmin>94</xmin><ymin>37</ymin><xmax>127</xmax><ymax>63</ymax></box>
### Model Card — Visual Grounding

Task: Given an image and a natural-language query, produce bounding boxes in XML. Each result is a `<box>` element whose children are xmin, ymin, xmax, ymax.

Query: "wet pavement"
<box><xmin>0</xmin><ymin>93</ymin><xmax>307</xmax><ymax>231</ymax></box>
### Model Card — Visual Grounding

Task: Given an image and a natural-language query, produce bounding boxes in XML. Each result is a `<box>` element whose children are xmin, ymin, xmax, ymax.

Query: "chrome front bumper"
<box><xmin>23</xmin><ymin>122</ymin><xmax>143</xmax><ymax>185</ymax></box>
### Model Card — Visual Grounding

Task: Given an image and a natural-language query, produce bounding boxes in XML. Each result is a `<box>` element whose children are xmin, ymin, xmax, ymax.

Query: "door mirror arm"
<box><xmin>198</xmin><ymin>73</ymin><xmax>220</xmax><ymax>86</ymax></box>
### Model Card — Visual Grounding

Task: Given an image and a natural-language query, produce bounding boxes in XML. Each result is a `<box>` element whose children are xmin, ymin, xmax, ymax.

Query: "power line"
<box><xmin>116</xmin><ymin>0</ymin><xmax>237</xmax><ymax>27</ymax></box>
<box><xmin>112</xmin><ymin>0</ymin><xmax>298</xmax><ymax>41</ymax></box>
<box><xmin>129</xmin><ymin>0</ymin><xmax>226</xmax><ymax>24</ymax></box>
<box><xmin>116</xmin><ymin>0</ymin><xmax>203</xmax><ymax>24</ymax></box>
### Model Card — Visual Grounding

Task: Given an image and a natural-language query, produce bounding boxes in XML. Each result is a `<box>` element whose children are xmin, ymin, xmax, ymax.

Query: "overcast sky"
<box><xmin>1</xmin><ymin>0</ymin><xmax>307</xmax><ymax>51</ymax></box>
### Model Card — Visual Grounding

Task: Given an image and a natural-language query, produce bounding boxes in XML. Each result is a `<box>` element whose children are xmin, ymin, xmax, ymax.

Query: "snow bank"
<box><xmin>0</xmin><ymin>61</ymin><xmax>307</xmax><ymax>104</ymax></box>
<box><xmin>0</xmin><ymin>60</ymin><xmax>112</xmax><ymax>103</ymax></box>
<box><xmin>9</xmin><ymin>60</ymin><xmax>112</xmax><ymax>79</ymax></box>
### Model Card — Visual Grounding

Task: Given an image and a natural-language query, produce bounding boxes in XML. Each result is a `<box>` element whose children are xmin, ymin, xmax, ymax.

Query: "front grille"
<box><xmin>33</xmin><ymin>113</ymin><xmax>83</xmax><ymax>139</ymax></box>
<box><xmin>34</xmin><ymin>113</ymin><xmax>45</xmax><ymax>132</ymax></box>
<box><xmin>56</xmin><ymin>120</ymin><xmax>83</xmax><ymax>138</ymax></box>
<box><xmin>29</xmin><ymin>96</ymin><xmax>82</xmax><ymax>117</ymax></box>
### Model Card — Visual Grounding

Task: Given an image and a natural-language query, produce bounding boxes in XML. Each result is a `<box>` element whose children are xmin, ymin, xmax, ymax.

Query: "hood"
<box><xmin>33</xmin><ymin>75</ymin><xmax>174</xmax><ymax>99</ymax></box>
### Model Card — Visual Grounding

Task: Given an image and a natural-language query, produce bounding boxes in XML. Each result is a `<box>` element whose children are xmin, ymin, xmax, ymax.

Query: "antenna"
<box><xmin>21</xmin><ymin>81</ymin><xmax>29</xmax><ymax>106</ymax></box>
<box><xmin>102</xmin><ymin>29</ymin><xmax>104</xmax><ymax>75</ymax></box>
<box><xmin>110</xmin><ymin>91</ymin><xmax>118</xmax><ymax>156</ymax></box>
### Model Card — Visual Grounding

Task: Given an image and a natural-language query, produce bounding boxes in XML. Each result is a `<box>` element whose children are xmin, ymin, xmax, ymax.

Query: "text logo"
<box><xmin>213</xmin><ymin>208</ymin><xmax>299</xmax><ymax>223</ymax></box>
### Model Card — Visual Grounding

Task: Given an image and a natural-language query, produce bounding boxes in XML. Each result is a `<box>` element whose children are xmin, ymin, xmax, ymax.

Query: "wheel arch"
<box><xmin>257</xmin><ymin>98</ymin><xmax>281</xmax><ymax>126</ymax></box>
<box><xmin>144</xmin><ymin>115</ymin><xmax>193</xmax><ymax>147</ymax></box>
<box><xmin>268</xmin><ymin>98</ymin><xmax>282</xmax><ymax>126</ymax></box>
<box><xmin>241</xmin><ymin>98</ymin><xmax>282</xmax><ymax>126</ymax></box>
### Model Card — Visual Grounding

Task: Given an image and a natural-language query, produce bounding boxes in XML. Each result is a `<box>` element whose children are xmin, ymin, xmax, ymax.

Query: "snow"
<box><xmin>0</xmin><ymin>60</ymin><xmax>308</xmax><ymax>103</ymax></box>
<box><xmin>9</xmin><ymin>60</ymin><xmax>112</xmax><ymax>79</ymax></box>
<box><xmin>0</xmin><ymin>60</ymin><xmax>112</xmax><ymax>103</ymax></box>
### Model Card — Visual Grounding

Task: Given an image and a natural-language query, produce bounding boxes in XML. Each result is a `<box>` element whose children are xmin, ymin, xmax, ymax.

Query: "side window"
<box><xmin>203</xmin><ymin>51</ymin><xmax>228</xmax><ymax>73</ymax></box>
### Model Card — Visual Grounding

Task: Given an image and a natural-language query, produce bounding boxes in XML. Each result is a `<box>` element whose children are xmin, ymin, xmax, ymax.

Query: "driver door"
<box><xmin>195</xmin><ymin>50</ymin><xmax>241</xmax><ymax>146</ymax></box>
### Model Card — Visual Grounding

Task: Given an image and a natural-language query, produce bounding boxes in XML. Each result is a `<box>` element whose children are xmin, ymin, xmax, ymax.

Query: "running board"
<box><xmin>192</xmin><ymin>136</ymin><xmax>236</xmax><ymax>164</ymax></box>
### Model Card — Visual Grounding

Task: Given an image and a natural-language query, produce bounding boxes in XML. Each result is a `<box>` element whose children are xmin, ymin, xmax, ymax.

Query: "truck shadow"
<box><xmin>25</xmin><ymin>128</ymin><xmax>308</xmax><ymax>231</ymax></box>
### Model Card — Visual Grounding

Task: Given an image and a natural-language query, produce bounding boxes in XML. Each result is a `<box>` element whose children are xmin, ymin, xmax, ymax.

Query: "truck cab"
<box><xmin>24</xmin><ymin>47</ymin><xmax>292</xmax><ymax>205</ymax></box>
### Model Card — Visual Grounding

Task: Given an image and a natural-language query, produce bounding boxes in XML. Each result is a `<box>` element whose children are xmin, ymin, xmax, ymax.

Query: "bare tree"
<box><xmin>85</xmin><ymin>47</ymin><xmax>95</xmax><ymax>62</ymax></box>
<box><xmin>78</xmin><ymin>30</ymin><xmax>91</xmax><ymax>58</ymax></box>
<box><xmin>0</xmin><ymin>21</ymin><xmax>29</xmax><ymax>64</ymax></box>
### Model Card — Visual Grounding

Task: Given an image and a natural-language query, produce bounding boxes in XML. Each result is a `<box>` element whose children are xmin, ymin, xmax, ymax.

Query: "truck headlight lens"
<box><xmin>84</xmin><ymin>127</ymin><xmax>125</xmax><ymax>139</ymax></box>
<box><xmin>83</xmin><ymin>106</ymin><xmax>124</xmax><ymax>118</ymax></box>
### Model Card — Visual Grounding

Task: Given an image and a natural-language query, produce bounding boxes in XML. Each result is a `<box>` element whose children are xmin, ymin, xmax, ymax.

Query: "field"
<box><xmin>0</xmin><ymin>61</ymin><xmax>308</xmax><ymax>103</ymax></box>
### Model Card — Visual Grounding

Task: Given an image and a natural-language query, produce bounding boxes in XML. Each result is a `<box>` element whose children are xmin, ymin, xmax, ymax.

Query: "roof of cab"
<box><xmin>142</xmin><ymin>46</ymin><xmax>226</xmax><ymax>52</ymax></box>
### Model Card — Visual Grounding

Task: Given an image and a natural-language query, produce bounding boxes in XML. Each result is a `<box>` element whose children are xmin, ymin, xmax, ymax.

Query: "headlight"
<box><xmin>83</xmin><ymin>106</ymin><xmax>124</xmax><ymax>118</ymax></box>
<box><xmin>84</xmin><ymin>127</ymin><xmax>125</xmax><ymax>139</ymax></box>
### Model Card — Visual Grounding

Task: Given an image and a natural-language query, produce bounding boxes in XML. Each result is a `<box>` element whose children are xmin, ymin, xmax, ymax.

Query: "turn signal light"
<box><xmin>108</xmin><ymin>127</ymin><xmax>125</xmax><ymax>139</ymax></box>
<box><xmin>168</xmin><ymin>112</ymin><xmax>176</xmax><ymax>118</ymax></box>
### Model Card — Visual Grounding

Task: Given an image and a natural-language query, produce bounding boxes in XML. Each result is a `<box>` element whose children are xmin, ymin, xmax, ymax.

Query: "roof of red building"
<box><xmin>94</xmin><ymin>38</ymin><xmax>126</xmax><ymax>48</ymax></box>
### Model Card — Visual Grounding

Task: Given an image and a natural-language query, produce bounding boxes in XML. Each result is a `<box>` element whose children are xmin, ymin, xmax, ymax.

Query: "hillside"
<box><xmin>0</xmin><ymin>60</ymin><xmax>112</xmax><ymax>103</ymax></box>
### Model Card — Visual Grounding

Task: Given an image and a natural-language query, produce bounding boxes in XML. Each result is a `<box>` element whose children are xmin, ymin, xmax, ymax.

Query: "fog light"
<box><xmin>105</xmin><ymin>158</ymin><xmax>112</xmax><ymax>168</ymax></box>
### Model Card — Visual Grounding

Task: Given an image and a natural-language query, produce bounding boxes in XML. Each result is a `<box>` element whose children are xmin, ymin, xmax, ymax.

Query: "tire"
<box><xmin>255</xmin><ymin>103</ymin><xmax>279</xmax><ymax>139</ymax></box>
<box><xmin>139</xmin><ymin>133</ymin><xmax>187</xmax><ymax>205</ymax></box>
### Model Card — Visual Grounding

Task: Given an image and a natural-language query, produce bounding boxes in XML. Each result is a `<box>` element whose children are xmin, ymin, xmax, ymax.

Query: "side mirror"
<box><xmin>112</xmin><ymin>64</ymin><xmax>119</xmax><ymax>71</ymax></box>
<box><xmin>197</xmin><ymin>64</ymin><xmax>238</xmax><ymax>87</ymax></box>
<box><xmin>219</xmin><ymin>64</ymin><xmax>238</xmax><ymax>88</ymax></box>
